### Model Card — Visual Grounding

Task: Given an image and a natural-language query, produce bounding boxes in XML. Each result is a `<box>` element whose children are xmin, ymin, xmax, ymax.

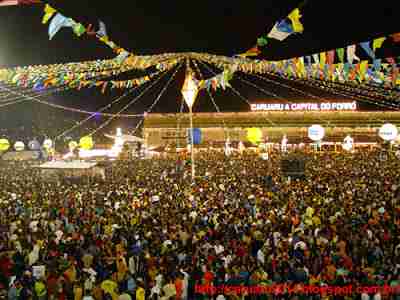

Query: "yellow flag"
<box><xmin>359</xmin><ymin>60</ymin><xmax>368</xmax><ymax>81</ymax></box>
<box><xmin>373</xmin><ymin>37</ymin><xmax>386</xmax><ymax>51</ymax></box>
<box><xmin>42</xmin><ymin>4</ymin><xmax>56</xmax><ymax>24</ymax></box>
<box><xmin>320</xmin><ymin>52</ymin><xmax>326</xmax><ymax>68</ymax></box>
<box><xmin>288</xmin><ymin>8</ymin><xmax>304</xmax><ymax>33</ymax></box>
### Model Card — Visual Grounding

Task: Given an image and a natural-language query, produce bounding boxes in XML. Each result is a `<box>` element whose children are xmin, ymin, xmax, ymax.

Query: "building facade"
<box><xmin>143</xmin><ymin>111</ymin><xmax>400</xmax><ymax>147</ymax></box>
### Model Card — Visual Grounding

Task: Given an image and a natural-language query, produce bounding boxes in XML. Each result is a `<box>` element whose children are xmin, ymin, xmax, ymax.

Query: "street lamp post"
<box><xmin>189</xmin><ymin>105</ymin><xmax>195</xmax><ymax>179</ymax></box>
<box><xmin>181</xmin><ymin>71</ymin><xmax>199</xmax><ymax>181</ymax></box>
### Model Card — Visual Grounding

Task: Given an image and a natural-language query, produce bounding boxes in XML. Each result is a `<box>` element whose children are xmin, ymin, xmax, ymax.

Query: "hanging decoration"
<box><xmin>0</xmin><ymin>138</ymin><xmax>10</xmax><ymax>151</ymax></box>
<box><xmin>188</xmin><ymin>31</ymin><xmax>400</xmax><ymax>90</ymax></box>
<box><xmin>379</xmin><ymin>123</ymin><xmax>398</xmax><ymax>141</ymax></box>
<box><xmin>28</xmin><ymin>139</ymin><xmax>40</xmax><ymax>151</ymax></box>
<box><xmin>0</xmin><ymin>58</ymin><xmax>178</xmax><ymax>93</ymax></box>
<box><xmin>0</xmin><ymin>0</ymin><xmax>40</xmax><ymax>6</ymax></box>
<box><xmin>187</xmin><ymin>128</ymin><xmax>202</xmax><ymax>145</ymax></box>
<box><xmin>239</xmin><ymin>5</ymin><xmax>305</xmax><ymax>58</ymax></box>
<box><xmin>79</xmin><ymin>136</ymin><xmax>94</xmax><ymax>150</ymax></box>
<box><xmin>267</xmin><ymin>8</ymin><xmax>304</xmax><ymax>41</ymax></box>
<box><xmin>247</xmin><ymin>128</ymin><xmax>263</xmax><ymax>145</ymax></box>
<box><xmin>197</xmin><ymin>65</ymin><xmax>237</xmax><ymax>92</ymax></box>
<box><xmin>308</xmin><ymin>125</ymin><xmax>325</xmax><ymax>141</ymax></box>
<box><xmin>14</xmin><ymin>141</ymin><xmax>25</xmax><ymax>151</ymax></box>
<box><xmin>43</xmin><ymin>139</ymin><xmax>53</xmax><ymax>149</ymax></box>
<box><xmin>68</xmin><ymin>141</ymin><xmax>78</xmax><ymax>152</ymax></box>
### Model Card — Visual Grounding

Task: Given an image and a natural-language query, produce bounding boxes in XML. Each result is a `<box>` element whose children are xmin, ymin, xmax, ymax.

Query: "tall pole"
<box><xmin>189</xmin><ymin>105</ymin><xmax>195</xmax><ymax>180</ymax></box>
<box><xmin>181</xmin><ymin>62</ymin><xmax>199</xmax><ymax>182</ymax></box>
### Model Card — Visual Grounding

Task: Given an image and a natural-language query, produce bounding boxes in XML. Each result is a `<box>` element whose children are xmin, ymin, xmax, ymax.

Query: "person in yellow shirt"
<box><xmin>73</xmin><ymin>283</ymin><xmax>83</xmax><ymax>300</ymax></box>
<box><xmin>136</xmin><ymin>279</ymin><xmax>145</xmax><ymax>300</ymax></box>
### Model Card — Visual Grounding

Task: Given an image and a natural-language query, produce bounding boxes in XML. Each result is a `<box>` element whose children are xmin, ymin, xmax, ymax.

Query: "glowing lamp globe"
<box><xmin>43</xmin><ymin>139</ymin><xmax>53</xmax><ymax>149</ymax></box>
<box><xmin>79</xmin><ymin>136</ymin><xmax>94</xmax><ymax>150</ymax></box>
<box><xmin>68</xmin><ymin>141</ymin><xmax>78</xmax><ymax>152</ymax></box>
<box><xmin>379</xmin><ymin>123</ymin><xmax>398</xmax><ymax>141</ymax></box>
<box><xmin>247</xmin><ymin>128</ymin><xmax>263</xmax><ymax>144</ymax></box>
<box><xmin>14</xmin><ymin>141</ymin><xmax>25</xmax><ymax>152</ymax></box>
<box><xmin>181</xmin><ymin>73</ymin><xmax>199</xmax><ymax>108</ymax></box>
<box><xmin>0</xmin><ymin>138</ymin><xmax>10</xmax><ymax>151</ymax></box>
<box><xmin>308</xmin><ymin>125</ymin><xmax>325</xmax><ymax>141</ymax></box>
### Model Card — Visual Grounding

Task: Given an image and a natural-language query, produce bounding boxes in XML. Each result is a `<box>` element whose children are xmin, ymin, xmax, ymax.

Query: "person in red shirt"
<box><xmin>0</xmin><ymin>253</ymin><xmax>13</xmax><ymax>288</ymax></box>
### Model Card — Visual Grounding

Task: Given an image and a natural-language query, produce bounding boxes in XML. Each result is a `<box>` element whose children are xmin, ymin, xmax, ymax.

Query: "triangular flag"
<box><xmin>238</xmin><ymin>46</ymin><xmax>260</xmax><ymax>57</ymax></box>
<box><xmin>48</xmin><ymin>13</ymin><xmax>74</xmax><ymax>40</ymax></box>
<box><xmin>287</xmin><ymin>8</ymin><xmax>304</xmax><ymax>33</ymax></box>
<box><xmin>336</xmin><ymin>48</ymin><xmax>345</xmax><ymax>63</ymax></box>
<box><xmin>257</xmin><ymin>36</ymin><xmax>268</xmax><ymax>47</ymax></box>
<box><xmin>320</xmin><ymin>52</ymin><xmax>326</xmax><ymax>68</ymax></box>
<box><xmin>0</xmin><ymin>0</ymin><xmax>40</xmax><ymax>6</ymax></box>
<box><xmin>96</xmin><ymin>21</ymin><xmax>107</xmax><ymax>38</ymax></box>
<box><xmin>42</xmin><ymin>4</ymin><xmax>56</xmax><ymax>24</ymax></box>
<box><xmin>373</xmin><ymin>59</ymin><xmax>382</xmax><ymax>71</ymax></box>
<box><xmin>72</xmin><ymin>22</ymin><xmax>86</xmax><ymax>37</ymax></box>
<box><xmin>267</xmin><ymin>21</ymin><xmax>292</xmax><ymax>41</ymax></box>
<box><xmin>372</xmin><ymin>37</ymin><xmax>386</xmax><ymax>51</ymax></box>
<box><xmin>391</xmin><ymin>33</ymin><xmax>400</xmax><ymax>43</ymax></box>
<box><xmin>346</xmin><ymin>45</ymin><xmax>360</xmax><ymax>64</ymax></box>
<box><xmin>327</xmin><ymin>50</ymin><xmax>335</xmax><ymax>65</ymax></box>
<box><xmin>359</xmin><ymin>61</ymin><xmax>368</xmax><ymax>81</ymax></box>
<box><xmin>0</xmin><ymin>0</ymin><xmax>18</xmax><ymax>6</ymax></box>
<box><xmin>359</xmin><ymin>41</ymin><xmax>375</xmax><ymax>59</ymax></box>
<box><xmin>312</xmin><ymin>54</ymin><xmax>319</xmax><ymax>64</ymax></box>
<box><xmin>386</xmin><ymin>57</ymin><xmax>396</xmax><ymax>65</ymax></box>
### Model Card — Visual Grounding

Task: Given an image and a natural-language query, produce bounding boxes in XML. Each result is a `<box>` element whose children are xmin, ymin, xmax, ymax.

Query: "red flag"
<box><xmin>0</xmin><ymin>0</ymin><xmax>40</xmax><ymax>6</ymax></box>
<box><xmin>391</xmin><ymin>32</ymin><xmax>400</xmax><ymax>43</ymax></box>
<box><xmin>386</xmin><ymin>57</ymin><xmax>396</xmax><ymax>65</ymax></box>
<box><xmin>238</xmin><ymin>46</ymin><xmax>261</xmax><ymax>57</ymax></box>
<box><xmin>327</xmin><ymin>50</ymin><xmax>335</xmax><ymax>65</ymax></box>
<box><xmin>0</xmin><ymin>0</ymin><xmax>18</xmax><ymax>6</ymax></box>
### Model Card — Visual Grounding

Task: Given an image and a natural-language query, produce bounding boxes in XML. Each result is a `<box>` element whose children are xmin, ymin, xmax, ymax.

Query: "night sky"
<box><xmin>0</xmin><ymin>0</ymin><xmax>399</xmax><ymax>136</ymax></box>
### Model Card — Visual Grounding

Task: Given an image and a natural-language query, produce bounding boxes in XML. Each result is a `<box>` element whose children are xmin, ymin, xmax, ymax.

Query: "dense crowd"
<box><xmin>1</xmin><ymin>149</ymin><xmax>400</xmax><ymax>300</ymax></box>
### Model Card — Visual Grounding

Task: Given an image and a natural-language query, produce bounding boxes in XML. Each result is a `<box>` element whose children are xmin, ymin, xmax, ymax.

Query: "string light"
<box><xmin>89</xmin><ymin>63</ymin><xmax>182</xmax><ymax>136</ymax></box>
<box><xmin>198</xmin><ymin>60</ymin><xmax>278</xmax><ymax>128</ymax></box>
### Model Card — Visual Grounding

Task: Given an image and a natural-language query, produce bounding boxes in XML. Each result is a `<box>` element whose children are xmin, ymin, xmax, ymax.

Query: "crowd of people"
<box><xmin>0</xmin><ymin>149</ymin><xmax>400</xmax><ymax>300</ymax></box>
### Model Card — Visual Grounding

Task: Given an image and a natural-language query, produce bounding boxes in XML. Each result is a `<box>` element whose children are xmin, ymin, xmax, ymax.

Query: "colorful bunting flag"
<box><xmin>287</xmin><ymin>8</ymin><xmax>304</xmax><ymax>33</ymax></box>
<box><xmin>336</xmin><ymin>48</ymin><xmax>345</xmax><ymax>63</ymax></box>
<box><xmin>267</xmin><ymin>21</ymin><xmax>293</xmax><ymax>41</ymax></box>
<box><xmin>257</xmin><ymin>36</ymin><xmax>268</xmax><ymax>47</ymax></box>
<box><xmin>0</xmin><ymin>0</ymin><xmax>40</xmax><ymax>6</ymax></box>
<box><xmin>359</xmin><ymin>41</ymin><xmax>375</xmax><ymax>59</ymax></box>
<box><xmin>238</xmin><ymin>46</ymin><xmax>260</xmax><ymax>57</ymax></box>
<box><xmin>346</xmin><ymin>45</ymin><xmax>360</xmax><ymax>64</ymax></box>
<box><xmin>42</xmin><ymin>4</ymin><xmax>56</xmax><ymax>24</ymax></box>
<box><xmin>391</xmin><ymin>33</ymin><xmax>400</xmax><ymax>43</ymax></box>
<box><xmin>373</xmin><ymin>37</ymin><xmax>386</xmax><ymax>51</ymax></box>
<box><xmin>327</xmin><ymin>50</ymin><xmax>335</xmax><ymax>65</ymax></box>
<box><xmin>267</xmin><ymin>7</ymin><xmax>304</xmax><ymax>41</ymax></box>
<box><xmin>319</xmin><ymin>52</ymin><xmax>326</xmax><ymax>68</ymax></box>
<box><xmin>48</xmin><ymin>13</ymin><xmax>74</xmax><ymax>40</ymax></box>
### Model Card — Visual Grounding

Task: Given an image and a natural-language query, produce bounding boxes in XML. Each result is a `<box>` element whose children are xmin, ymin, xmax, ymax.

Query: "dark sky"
<box><xmin>0</xmin><ymin>0</ymin><xmax>400</xmax><ymax>136</ymax></box>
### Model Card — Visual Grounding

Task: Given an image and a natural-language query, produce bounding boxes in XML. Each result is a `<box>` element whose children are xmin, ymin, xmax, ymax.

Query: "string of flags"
<box><xmin>189</xmin><ymin>31</ymin><xmax>400</xmax><ymax>89</ymax></box>
<box><xmin>238</xmin><ymin>5</ymin><xmax>305</xmax><ymax>58</ymax></box>
<box><xmin>42</xmin><ymin>3</ymin><xmax>134</xmax><ymax>66</ymax></box>
<box><xmin>197</xmin><ymin>65</ymin><xmax>237</xmax><ymax>92</ymax></box>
